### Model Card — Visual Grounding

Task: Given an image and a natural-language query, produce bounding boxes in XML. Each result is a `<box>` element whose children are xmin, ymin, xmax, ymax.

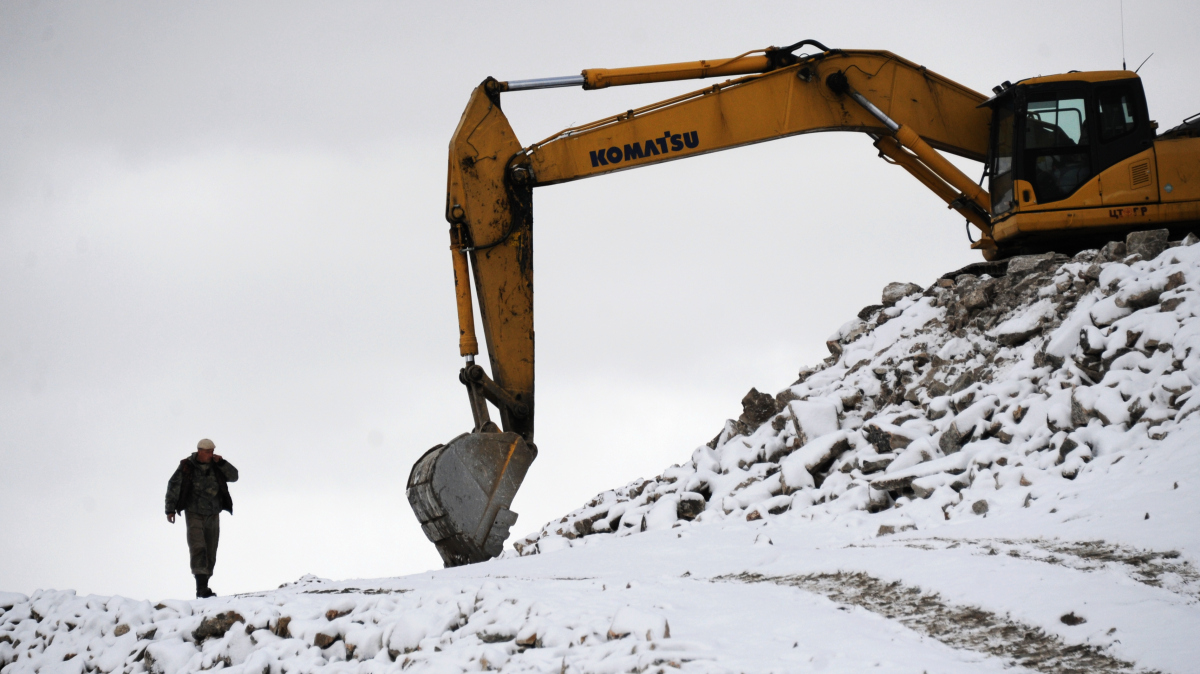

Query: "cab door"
<box><xmin>1094</xmin><ymin>83</ymin><xmax>1157</xmax><ymax>205</ymax></box>
<box><xmin>1019</xmin><ymin>89</ymin><xmax>1094</xmax><ymax>205</ymax></box>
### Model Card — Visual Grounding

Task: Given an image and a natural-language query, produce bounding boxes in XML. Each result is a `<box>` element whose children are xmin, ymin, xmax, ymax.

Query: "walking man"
<box><xmin>165</xmin><ymin>438</ymin><xmax>238</xmax><ymax>598</ymax></box>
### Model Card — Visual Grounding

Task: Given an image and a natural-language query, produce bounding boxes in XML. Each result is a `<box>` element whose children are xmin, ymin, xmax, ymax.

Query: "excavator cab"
<box><xmin>987</xmin><ymin>73</ymin><xmax>1154</xmax><ymax>220</ymax></box>
<box><xmin>984</xmin><ymin>70</ymin><xmax>1200</xmax><ymax>255</ymax></box>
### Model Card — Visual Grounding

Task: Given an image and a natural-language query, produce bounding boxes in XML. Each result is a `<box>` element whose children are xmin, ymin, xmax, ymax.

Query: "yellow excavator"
<box><xmin>406</xmin><ymin>39</ymin><xmax>1200</xmax><ymax>567</ymax></box>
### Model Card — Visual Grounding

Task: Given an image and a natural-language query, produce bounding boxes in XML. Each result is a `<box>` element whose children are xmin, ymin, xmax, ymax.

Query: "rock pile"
<box><xmin>513</xmin><ymin>229</ymin><xmax>1200</xmax><ymax>554</ymax></box>
<box><xmin>0</xmin><ymin>581</ymin><xmax>691</xmax><ymax>674</ymax></box>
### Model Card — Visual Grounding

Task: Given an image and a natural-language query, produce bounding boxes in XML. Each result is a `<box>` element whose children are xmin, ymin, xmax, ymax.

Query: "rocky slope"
<box><xmin>512</xmin><ymin>229</ymin><xmax>1200</xmax><ymax>558</ymax></box>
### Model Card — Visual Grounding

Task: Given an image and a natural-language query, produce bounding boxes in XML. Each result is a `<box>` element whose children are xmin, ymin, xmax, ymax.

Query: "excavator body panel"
<box><xmin>1157</xmin><ymin>137</ymin><xmax>1200</xmax><ymax>203</ymax></box>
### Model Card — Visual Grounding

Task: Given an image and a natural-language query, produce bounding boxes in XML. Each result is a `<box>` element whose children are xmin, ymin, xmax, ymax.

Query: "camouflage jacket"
<box><xmin>165</xmin><ymin>453</ymin><xmax>238</xmax><ymax>515</ymax></box>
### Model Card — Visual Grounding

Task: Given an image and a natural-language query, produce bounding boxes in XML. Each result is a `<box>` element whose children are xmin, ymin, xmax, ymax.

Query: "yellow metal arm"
<box><xmin>445</xmin><ymin>47</ymin><xmax>994</xmax><ymax>443</ymax></box>
<box><xmin>493</xmin><ymin>40</ymin><xmax>831</xmax><ymax>93</ymax></box>
<box><xmin>514</xmin><ymin>50</ymin><xmax>989</xmax><ymax>189</ymax></box>
<box><xmin>582</xmin><ymin>54</ymin><xmax>777</xmax><ymax>89</ymax></box>
<box><xmin>874</xmin><ymin>135</ymin><xmax>992</xmax><ymax>237</ymax></box>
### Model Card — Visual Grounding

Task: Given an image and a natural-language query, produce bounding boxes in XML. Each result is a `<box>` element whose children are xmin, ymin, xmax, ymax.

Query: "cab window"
<box><xmin>1023</xmin><ymin>96</ymin><xmax>1091</xmax><ymax>203</ymax></box>
<box><xmin>1097</xmin><ymin>87</ymin><xmax>1138</xmax><ymax>142</ymax></box>
<box><xmin>989</xmin><ymin>98</ymin><xmax>1015</xmax><ymax>215</ymax></box>
<box><xmin>1026</xmin><ymin>98</ymin><xmax>1088</xmax><ymax>147</ymax></box>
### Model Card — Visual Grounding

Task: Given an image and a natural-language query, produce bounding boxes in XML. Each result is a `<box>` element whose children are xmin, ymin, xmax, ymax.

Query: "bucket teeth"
<box><xmin>406</xmin><ymin>432</ymin><xmax>536</xmax><ymax>567</ymax></box>
<box><xmin>485</xmin><ymin>507</ymin><xmax>519</xmax><ymax>557</ymax></box>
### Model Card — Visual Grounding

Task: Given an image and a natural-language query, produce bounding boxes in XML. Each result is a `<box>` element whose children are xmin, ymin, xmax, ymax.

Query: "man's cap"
<box><xmin>197</xmin><ymin>438</ymin><xmax>216</xmax><ymax>451</ymax></box>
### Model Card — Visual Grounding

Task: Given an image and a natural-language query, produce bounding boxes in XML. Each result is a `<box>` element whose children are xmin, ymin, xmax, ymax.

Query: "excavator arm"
<box><xmin>409</xmin><ymin>44</ymin><xmax>996</xmax><ymax>567</ymax></box>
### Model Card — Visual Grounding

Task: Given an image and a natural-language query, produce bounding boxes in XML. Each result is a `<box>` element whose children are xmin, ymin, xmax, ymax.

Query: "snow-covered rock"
<box><xmin>513</xmin><ymin>230</ymin><xmax>1200</xmax><ymax>554</ymax></box>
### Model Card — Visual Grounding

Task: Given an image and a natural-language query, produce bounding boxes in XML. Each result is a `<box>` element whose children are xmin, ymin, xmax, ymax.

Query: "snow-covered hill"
<box><xmin>3</xmin><ymin>230</ymin><xmax>1199</xmax><ymax>674</ymax></box>
<box><xmin>513</xmin><ymin>229</ymin><xmax>1200</xmax><ymax>557</ymax></box>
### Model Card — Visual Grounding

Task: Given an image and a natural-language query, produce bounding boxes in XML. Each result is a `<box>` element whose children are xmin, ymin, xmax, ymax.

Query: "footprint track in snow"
<box><xmin>721</xmin><ymin>571</ymin><xmax>1157</xmax><ymax>674</ymax></box>
<box><xmin>856</xmin><ymin>537</ymin><xmax>1200</xmax><ymax>602</ymax></box>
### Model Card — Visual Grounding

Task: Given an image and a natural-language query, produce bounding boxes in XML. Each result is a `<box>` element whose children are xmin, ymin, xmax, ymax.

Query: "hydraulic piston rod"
<box><xmin>827</xmin><ymin>72</ymin><xmax>992</xmax><ymax>226</ymax></box>
<box><xmin>493</xmin><ymin>55</ymin><xmax>778</xmax><ymax>93</ymax></box>
<box><xmin>491</xmin><ymin>41</ymin><xmax>832</xmax><ymax>94</ymax></box>
<box><xmin>501</xmin><ymin>75</ymin><xmax>586</xmax><ymax>92</ymax></box>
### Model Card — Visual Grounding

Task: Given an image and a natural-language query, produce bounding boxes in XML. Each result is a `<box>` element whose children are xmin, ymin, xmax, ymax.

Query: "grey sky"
<box><xmin>2</xmin><ymin>0</ymin><xmax>1197</xmax><ymax>599</ymax></box>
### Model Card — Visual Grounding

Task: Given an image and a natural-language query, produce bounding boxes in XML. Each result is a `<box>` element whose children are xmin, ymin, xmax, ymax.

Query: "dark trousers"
<box><xmin>185</xmin><ymin>511</ymin><xmax>220</xmax><ymax>576</ymax></box>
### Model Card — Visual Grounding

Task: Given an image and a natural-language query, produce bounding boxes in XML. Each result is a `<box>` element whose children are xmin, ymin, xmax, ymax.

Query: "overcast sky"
<box><xmin>2</xmin><ymin>1</ymin><xmax>1198</xmax><ymax>600</ymax></box>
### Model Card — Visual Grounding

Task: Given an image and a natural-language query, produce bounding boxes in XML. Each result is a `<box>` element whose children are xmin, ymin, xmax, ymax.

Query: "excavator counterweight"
<box><xmin>407</xmin><ymin>39</ymin><xmax>1200</xmax><ymax>566</ymax></box>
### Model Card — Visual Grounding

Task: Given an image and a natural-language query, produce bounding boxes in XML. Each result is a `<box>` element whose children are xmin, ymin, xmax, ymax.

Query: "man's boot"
<box><xmin>195</xmin><ymin>574</ymin><xmax>215</xmax><ymax>598</ymax></box>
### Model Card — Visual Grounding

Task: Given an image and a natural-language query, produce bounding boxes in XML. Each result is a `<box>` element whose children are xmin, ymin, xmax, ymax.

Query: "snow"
<box><xmin>607</xmin><ymin>607</ymin><xmax>669</xmax><ymax>641</ymax></box>
<box><xmin>4</xmin><ymin>236</ymin><xmax>1200</xmax><ymax>673</ymax></box>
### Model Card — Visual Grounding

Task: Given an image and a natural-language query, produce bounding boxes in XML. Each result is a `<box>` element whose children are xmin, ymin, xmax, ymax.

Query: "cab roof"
<box><xmin>1020</xmin><ymin>70</ymin><xmax>1139</xmax><ymax>86</ymax></box>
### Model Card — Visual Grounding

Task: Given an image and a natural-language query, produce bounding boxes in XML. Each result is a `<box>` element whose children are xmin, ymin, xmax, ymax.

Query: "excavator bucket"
<box><xmin>406</xmin><ymin>431</ymin><xmax>536</xmax><ymax>567</ymax></box>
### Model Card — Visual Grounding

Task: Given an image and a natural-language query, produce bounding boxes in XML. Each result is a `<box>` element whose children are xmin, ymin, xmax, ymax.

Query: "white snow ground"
<box><xmin>3</xmin><ymin>233</ymin><xmax>1200</xmax><ymax>674</ymax></box>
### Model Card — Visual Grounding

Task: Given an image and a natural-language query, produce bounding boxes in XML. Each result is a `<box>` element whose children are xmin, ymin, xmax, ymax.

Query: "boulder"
<box><xmin>876</xmin><ymin>523</ymin><xmax>916</xmax><ymax>537</ymax></box>
<box><xmin>860</xmin><ymin>455</ymin><xmax>894</xmax><ymax>474</ymax></box>
<box><xmin>676</xmin><ymin>493</ymin><xmax>705</xmax><ymax>521</ymax></box>
<box><xmin>1117</xmin><ymin>286</ymin><xmax>1162</xmax><ymax>310</ymax></box>
<box><xmin>608</xmin><ymin>607</ymin><xmax>670</xmax><ymax>640</ymax></box>
<box><xmin>314</xmin><ymin>631</ymin><xmax>339</xmax><ymax>649</ymax></box>
<box><xmin>1070</xmin><ymin>393</ymin><xmax>1090</xmax><ymax>428</ymax></box>
<box><xmin>1060</xmin><ymin>612</ymin><xmax>1087</xmax><ymax>626</ymax></box>
<box><xmin>963</xmin><ymin>279</ymin><xmax>997</xmax><ymax>310</ymax></box>
<box><xmin>1165</xmin><ymin>271</ymin><xmax>1187</xmax><ymax>291</ymax></box>
<box><xmin>788</xmin><ymin>400</ymin><xmax>840</xmax><ymax>445</ymax></box>
<box><xmin>938</xmin><ymin>422</ymin><xmax>973</xmax><ymax>454</ymax></box>
<box><xmin>1006</xmin><ymin>252</ymin><xmax>1056</xmax><ymax>275</ymax></box>
<box><xmin>871</xmin><ymin>475</ymin><xmax>916</xmax><ymax>492</ymax></box>
<box><xmin>996</xmin><ymin>323</ymin><xmax>1042</xmax><ymax>347</ymax></box>
<box><xmin>1058</xmin><ymin>437</ymin><xmax>1079</xmax><ymax>459</ymax></box>
<box><xmin>738</xmin><ymin>388</ymin><xmax>779</xmax><ymax>426</ymax></box>
<box><xmin>882</xmin><ymin>282</ymin><xmax>923</xmax><ymax>307</ymax></box>
<box><xmin>1097</xmin><ymin>240</ymin><xmax>1127</xmax><ymax>263</ymax></box>
<box><xmin>857</xmin><ymin>304</ymin><xmax>883</xmax><ymax>321</ymax></box>
<box><xmin>193</xmin><ymin>612</ymin><xmax>245</xmax><ymax>642</ymax></box>
<box><xmin>1162</xmin><ymin>297</ymin><xmax>1186</xmax><ymax>312</ymax></box>
<box><xmin>1126</xmin><ymin>229</ymin><xmax>1169</xmax><ymax>261</ymax></box>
